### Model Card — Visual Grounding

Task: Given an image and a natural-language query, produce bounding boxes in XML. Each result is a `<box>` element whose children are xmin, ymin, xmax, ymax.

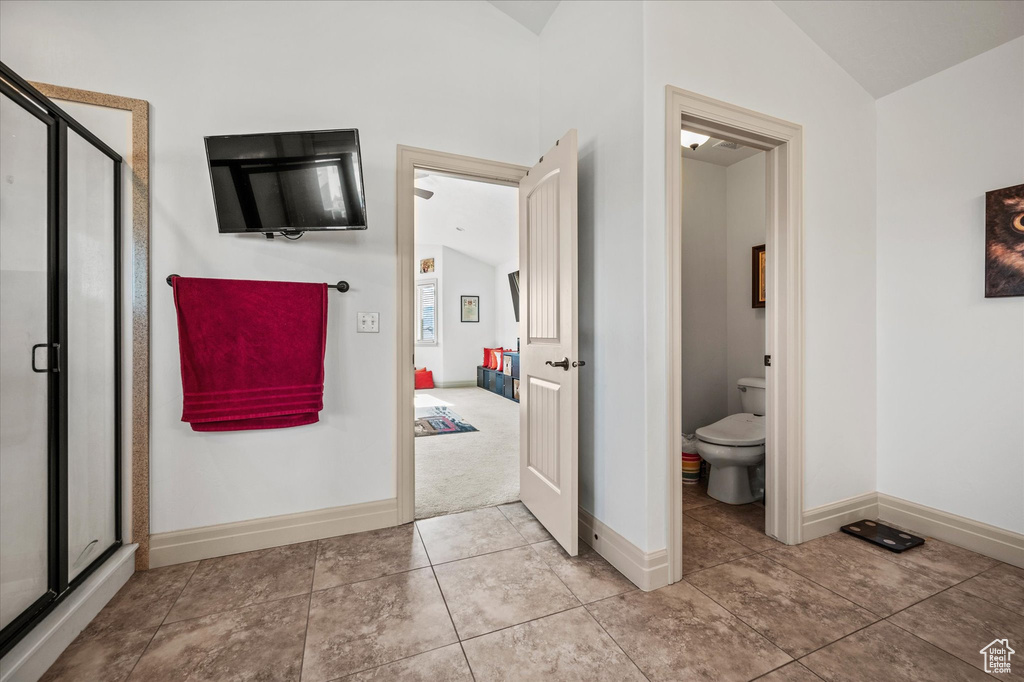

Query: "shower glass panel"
<box><xmin>0</xmin><ymin>63</ymin><xmax>122</xmax><ymax>657</ymax></box>
<box><xmin>0</xmin><ymin>91</ymin><xmax>52</xmax><ymax>631</ymax></box>
<box><xmin>66</xmin><ymin>129</ymin><xmax>117</xmax><ymax>581</ymax></box>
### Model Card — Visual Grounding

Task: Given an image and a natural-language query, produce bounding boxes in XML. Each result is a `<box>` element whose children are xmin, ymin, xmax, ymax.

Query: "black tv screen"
<box><xmin>508</xmin><ymin>270</ymin><xmax>520</xmax><ymax>322</ymax></box>
<box><xmin>205</xmin><ymin>129</ymin><xmax>367</xmax><ymax>233</ymax></box>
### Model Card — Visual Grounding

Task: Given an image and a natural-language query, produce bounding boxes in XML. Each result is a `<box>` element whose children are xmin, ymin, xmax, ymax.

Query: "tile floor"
<box><xmin>41</xmin><ymin>490</ymin><xmax>1020</xmax><ymax>681</ymax></box>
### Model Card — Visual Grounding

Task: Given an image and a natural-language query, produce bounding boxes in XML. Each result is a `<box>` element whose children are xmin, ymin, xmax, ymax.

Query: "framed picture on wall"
<box><xmin>461</xmin><ymin>295</ymin><xmax>480</xmax><ymax>322</ymax></box>
<box><xmin>420</xmin><ymin>258</ymin><xmax>435</xmax><ymax>274</ymax></box>
<box><xmin>985</xmin><ymin>183</ymin><xmax>1024</xmax><ymax>298</ymax></box>
<box><xmin>752</xmin><ymin>244</ymin><xmax>766</xmax><ymax>308</ymax></box>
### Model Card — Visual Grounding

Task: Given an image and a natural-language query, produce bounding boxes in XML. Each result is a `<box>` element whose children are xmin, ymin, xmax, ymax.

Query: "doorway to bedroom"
<box><xmin>412</xmin><ymin>170</ymin><xmax>521</xmax><ymax>520</ymax></box>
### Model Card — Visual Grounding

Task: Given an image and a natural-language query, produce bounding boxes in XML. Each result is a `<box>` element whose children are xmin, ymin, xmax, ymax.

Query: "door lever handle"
<box><xmin>572</xmin><ymin>360</ymin><xmax>586</xmax><ymax>368</ymax></box>
<box><xmin>546</xmin><ymin>357</ymin><xmax>570</xmax><ymax>371</ymax></box>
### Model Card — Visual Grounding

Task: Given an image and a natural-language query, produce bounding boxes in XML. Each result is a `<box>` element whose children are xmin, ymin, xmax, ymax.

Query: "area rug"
<box><xmin>414</xmin><ymin>406</ymin><xmax>478</xmax><ymax>437</ymax></box>
<box><xmin>415</xmin><ymin>388</ymin><xmax>518</xmax><ymax>518</ymax></box>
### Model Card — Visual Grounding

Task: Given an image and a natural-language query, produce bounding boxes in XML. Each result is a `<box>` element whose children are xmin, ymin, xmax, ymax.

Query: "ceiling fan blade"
<box><xmin>414</xmin><ymin>188</ymin><xmax>434</xmax><ymax>200</ymax></box>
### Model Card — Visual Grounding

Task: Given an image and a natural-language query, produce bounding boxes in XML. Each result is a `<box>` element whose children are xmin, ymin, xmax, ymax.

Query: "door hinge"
<box><xmin>764</xmin><ymin>355</ymin><xmax>772</xmax><ymax>367</ymax></box>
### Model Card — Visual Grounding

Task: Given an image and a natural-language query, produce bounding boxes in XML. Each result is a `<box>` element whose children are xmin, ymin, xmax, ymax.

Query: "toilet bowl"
<box><xmin>695</xmin><ymin>378</ymin><xmax>766</xmax><ymax>505</ymax></box>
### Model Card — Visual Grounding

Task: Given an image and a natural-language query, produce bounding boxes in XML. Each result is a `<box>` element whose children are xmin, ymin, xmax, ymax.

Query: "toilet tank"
<box><xmin>738</xmin><ymin>377</ymin><xmax>766</xmax><ymax>416</ymax></box>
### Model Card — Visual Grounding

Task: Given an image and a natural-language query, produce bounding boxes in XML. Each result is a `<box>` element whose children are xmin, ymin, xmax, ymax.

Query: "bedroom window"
<box><xmin>416</xmin><ymin>279</ymin><xmax>438</xmax><ymax>345</ymax></box>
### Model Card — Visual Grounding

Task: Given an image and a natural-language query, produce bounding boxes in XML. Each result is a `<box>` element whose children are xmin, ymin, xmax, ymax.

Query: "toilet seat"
<box><xmin>696</xmin><ymin>413</ymin><xmax>765</xmax><ymax>447</ymax></box>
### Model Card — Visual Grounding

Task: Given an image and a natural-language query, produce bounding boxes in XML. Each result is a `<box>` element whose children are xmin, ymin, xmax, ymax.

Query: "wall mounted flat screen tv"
<box><xmin>205</xmin><ymin>128</ymin><xmax>367</xmax><ymax>234</ymax></box>
<box><xmin>508</xmin><ymin>270</ymin><xmax>520</xmax><ymax>322</ymax></box>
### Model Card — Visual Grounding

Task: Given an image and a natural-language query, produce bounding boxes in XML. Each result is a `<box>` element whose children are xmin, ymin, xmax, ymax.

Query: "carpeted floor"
<box><xmin>415</xmin><ymin>387</ymin><xmax>519</xmax><ymax>519</ymax></box>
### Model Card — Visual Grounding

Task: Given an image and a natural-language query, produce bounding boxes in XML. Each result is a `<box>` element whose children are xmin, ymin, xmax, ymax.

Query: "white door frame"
<box><xmin>395</xmin><ymin>145</ymin><xmax>529</xmax><ymax>524</ymax></box>
<box><xmin>665</xmin><ymin>86</ymin><xmax>805</xmax><ymax>582</ymax></box>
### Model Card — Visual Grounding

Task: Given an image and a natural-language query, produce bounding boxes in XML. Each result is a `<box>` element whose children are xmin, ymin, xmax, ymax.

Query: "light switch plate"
<box><xmin>357</xmin><ymin>312</ymin><xmax>379</xmax><ymax>333</ymax></box>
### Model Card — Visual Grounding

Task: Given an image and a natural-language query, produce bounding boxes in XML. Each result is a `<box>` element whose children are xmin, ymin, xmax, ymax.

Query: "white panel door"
<box><xmin>519</xmin><ymin>130</ymin><xmax>579</xmax><ymax>555</ymax></box>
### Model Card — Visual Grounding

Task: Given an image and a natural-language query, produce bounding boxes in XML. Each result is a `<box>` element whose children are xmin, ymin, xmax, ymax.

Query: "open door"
<box><xmin>518</xmin><ymin>130</ymin><xmax>579</xmax><ymax>555</ymax></box>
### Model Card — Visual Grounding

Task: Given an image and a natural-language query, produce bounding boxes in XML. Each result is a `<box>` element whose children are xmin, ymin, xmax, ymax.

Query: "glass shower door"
<box><xmin>66</xmin><ymin>128</ymin><xmax>118</xmax><ymax>581</ymax></box>
<box><xmin>0</xmin><ymin>89</ymin><xmax>53</xmax><ymax>631</ymax></box>
<box><xmin>1</xmin><ymin>63</ymin><xmax>122</xmax><ymax>655</ymax></box>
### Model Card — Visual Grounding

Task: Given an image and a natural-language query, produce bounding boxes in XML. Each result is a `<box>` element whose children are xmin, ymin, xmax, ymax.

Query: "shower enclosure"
<box><xmin>0</xmin><ymin>63</ymin><xmax>122</xmax><ymax>656</ymax></box>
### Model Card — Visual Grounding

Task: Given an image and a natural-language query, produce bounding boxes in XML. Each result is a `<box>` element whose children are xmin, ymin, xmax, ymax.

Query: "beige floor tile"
<box><xmin>755</xmin><ymin>662</ymin><xmax>823</xmax><ymax>682</ymax></box>
<box><xmin>957</xmin><ymin>562</ymin><xmax>1024</xmax><ymax>616</ymax></box>
<box><xmin>682</xmin><ymin>517</ymin><xmax>756</xmax><ymax>574</ymax></box>
<box><xmin>763</xmin><ymin>534</ymin><xmax>946</xmax><ymax>616</ymax></box>
<box><xmin>343</xmin><ymin>644</ymin><xmax>473</xmax><ymax>681</ymax></box>
<box><xmin>800</xmin><ymin>621</ymin><xmax>990</xmax><ymax>682</ymax></box>
<box><xmin>888</xmin><ymin>587</ymin><xmax>1024</xmax><ymax>677</ymax></box>
<box><xmin>531</xmin><ymin>540</ymin><xmax>635</xmax><ymax>603</ymax></box>
<box><xmin>433</xmin><ymin>545</ymin><xmax>579</xmax><ymax>639</ymax></box>
<box><xmin>128</xmin><ymin>595</ymin><xmax>308</xmax><ymax>682</ymax></box>
<box><xmin>497</xmin><ymin>501</ymin><xmax>552</xmax><ymax>543</ymax></box>
<box><xmin>462</xmin><ymin>607</ymin><xmax>646</xmax><ymax>681</ymax></box>
<box><xmin>164</xmin><ymin>541</ymin><xmax>315</xmax><ymax>624</ymax></box>
<box><xmin>79</xmin><ymin>561</ymin><xmax>198</xmax><ymax>639</ymax></box>
<box><xmin>313</xmin><ymin>524</ymin><xmax>429</xmax><ymax>591</ymax></box>
<box><xmin>416</xmin><ymin>507</ymin><xmax>527</xmax><ymax>564</ymax></box>
<box><xmin>834</xmin><ymin>531</ymin><xmax>998</xmax><ymax>586</ymax></box>
<box><xmin>301</xmin><ymin>567</ymin><xmax>456</xmax><ymax>681</ymax></box>
<box><xmin>586</xmin><ymin>581</ymin><xmax>791</xmax><ymax>681</ymax></box>
<box><xmin>682</xmin><ymin>482</ymin><xmax>716</xmax><ymax>511</ymax></box>
<box><xmin>687</xmin><ymin>554</ymin><xmax>877</xmax><ymax>657</ymax></box>
<box><xmin>41</xmin><ymin>626</ymin><xmax>156</xmax><ymax>682</ymax></box>
<box><xmin>686</xmin><ymin>503</ymin><xmax>780</xmax><ymax>552</ymax></box>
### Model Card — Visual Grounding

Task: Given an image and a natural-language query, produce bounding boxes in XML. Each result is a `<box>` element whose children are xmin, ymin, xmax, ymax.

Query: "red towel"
<box><xmin>172</xmin><ymin>276</ymin><xmax>328</xmax><ymax>431</ymax></box>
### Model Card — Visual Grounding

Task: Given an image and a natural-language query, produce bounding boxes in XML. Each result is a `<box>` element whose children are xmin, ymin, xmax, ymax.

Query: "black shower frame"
<box><xmin>0</xmin><ymin>61</ymin><xmax>123</xmax><ymax>658</ymax></box>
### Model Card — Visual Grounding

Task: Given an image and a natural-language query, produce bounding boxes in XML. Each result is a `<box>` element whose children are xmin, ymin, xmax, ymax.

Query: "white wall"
<box><xmin>725</xmin><ymin>153</ymin><xmax>767</xmax><ymax>415</ymax></box>
<box><xmin>539</xmin><ymin>1</ymin><xmax>649</xmax><ymax>548</ymax></box>
<box><xmin>876</xmin><ymin>37</ymin><xmax>1024</xmax><ymax>534</ymax></box>
<box><xmin>643</xmin><ymin>1</ymin><xmax>878</xmax><ymax>538</ymax></box>
<box><xmin>0</xmin><ymin>0</ymin><xmax>540</xmax><ymax>533</ymax></box>
<box><xmin>681</xmin><ymin>158</ymin><xmax>728</xmax><ymax>434</ymax></box>
<box><xmin>681</xmin><ymin>153</ymin><xmax>767</xmax><ymax>430</ymax></box>
<box><xmin>440</xmin><ymin>247</ymin><xmax>496</xmax><ymax>385</ymax></box>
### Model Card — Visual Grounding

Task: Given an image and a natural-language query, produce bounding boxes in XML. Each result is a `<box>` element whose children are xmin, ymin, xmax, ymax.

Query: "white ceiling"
<box><xmin>415</xmin><ymin>172</ymin><xmax>518</xmax><ymax>268</ymax></box>
<box><xmin>487</xmin><ymin>0</ymin><xmax>560</xmax><ymax>35</ymax></box>
<box><xmin>774</xmin><ymin>0</ymin><xmax>1024</xmax><ymax>98</ymax></box>
<box><xmin>487</xmin><ymin>1</ymin><xmax>1023</xmax><ymax>98</ymax></box>
<box><xmin>682</xmin><ymin>136</ymin><xmax>762</xmax><ymax>167</ymax></box>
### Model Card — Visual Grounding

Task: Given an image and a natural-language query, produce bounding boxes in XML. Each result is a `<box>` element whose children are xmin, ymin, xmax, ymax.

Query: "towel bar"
<box><xmin>166</xmin><ymin>274</ymin><xmax>349</xmax><ymax>292</ymax></box>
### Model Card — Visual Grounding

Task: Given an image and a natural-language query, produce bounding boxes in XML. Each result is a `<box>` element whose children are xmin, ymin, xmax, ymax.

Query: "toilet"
<box><xmin>696</xmin><ymin>377</ymin><xmax>766</xmax><ymax>505</ymax></box>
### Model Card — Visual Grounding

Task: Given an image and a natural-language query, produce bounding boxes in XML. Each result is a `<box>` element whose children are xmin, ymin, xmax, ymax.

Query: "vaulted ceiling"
<box><xmin>486</xmin><ymin>0</ymin><xmax>1024</xmax><ymax>98</ymax></box>
<box><xmin>774</xmin><ymin>0</ymin><xmax>1024</xmax><ymax>97</ymax></box>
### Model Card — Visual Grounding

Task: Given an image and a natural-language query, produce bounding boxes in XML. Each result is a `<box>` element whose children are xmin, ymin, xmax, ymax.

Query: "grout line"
<box><xmin>456</xmin><ymin>602</ymin><xmax>584</xmax><ymax>645</ymax></box>
<box><xmin>679</xmin><ymin>573</ymin><xmax>794</xmax><ymax>664</ymax></box>
<box><xmin>882</xmin><ymin>613</ymin><xmax>996</xmax><ymax>674</ymax></box>
<box><xmin>158</xmin><ymin>559</ymin><xmax>202</xmax><ymax>628</ymax></box>
<box><xmin>321</xmin><ymin>641</ymin><xmax>467</xmax><ymax>682</ymax></box>
<box><xmin>122</xmin><ymin>625</ymin><xmax>161</xmax><ymax>680</ymax></box>
<box><xmin>751</xmin><ymin>662</ymin><xmax>827</xmax><ymax>681</ymax></box>
<box><xmin>296</xmin><ymin>540</ymin><xmax>319</xmax><ymax>679</ymax></box>
<box><xmin>419</xmin><ymin>523</ymin><xmax>476</xmax><ymax>682</ymax></box>
<box><xmin>297</xmin><ymin>592</ymin><xmax>313</xmax><ymax>680</ymax></box>
<box><xmin>581</xmin><ymin>604</ymin><xmax>653</xmax><ymax>682</ymax></box>
<box><xmin>755</xmin><ymin>551</ymin><xmax>890</xmax><ymax>620</ymax></box>
<box><xmin>425</xmin><ymin>540</ymin><xmax>532</xmax><ymax>569</ymax></box>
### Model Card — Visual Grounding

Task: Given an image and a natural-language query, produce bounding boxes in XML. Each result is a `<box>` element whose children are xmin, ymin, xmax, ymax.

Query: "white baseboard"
<box><xmin>435</xmin><ymin>380</ymin><xmax>479</xmax><ymax>389</ymax></box>
<box><xmin>1</xmin><ymin>545</ymin><xmax>137</xmax><ymax>682</ymax></box>
<box><xmin>877</xmin><ymin>494</ymin><xmax>1024</xmax><ymax>568</ymax></box>
<box><xmin>800</xmin><ymin>492</ymin><xmax>1023</xmax><ymax>568</ymax></box>
<box><xmin>579</xmin><ymin>508</ymin><xmax>668</xmax><ymax>591</ymax></box>
<box><xmin>801</xmin><ymin>492</ymin><xmax>879</xmax><ymax>542</ymax></box>
<box><xmin>149</xmin><ymin>498</ymin><xmax>398</xmax><ymax>568</ymax></box>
